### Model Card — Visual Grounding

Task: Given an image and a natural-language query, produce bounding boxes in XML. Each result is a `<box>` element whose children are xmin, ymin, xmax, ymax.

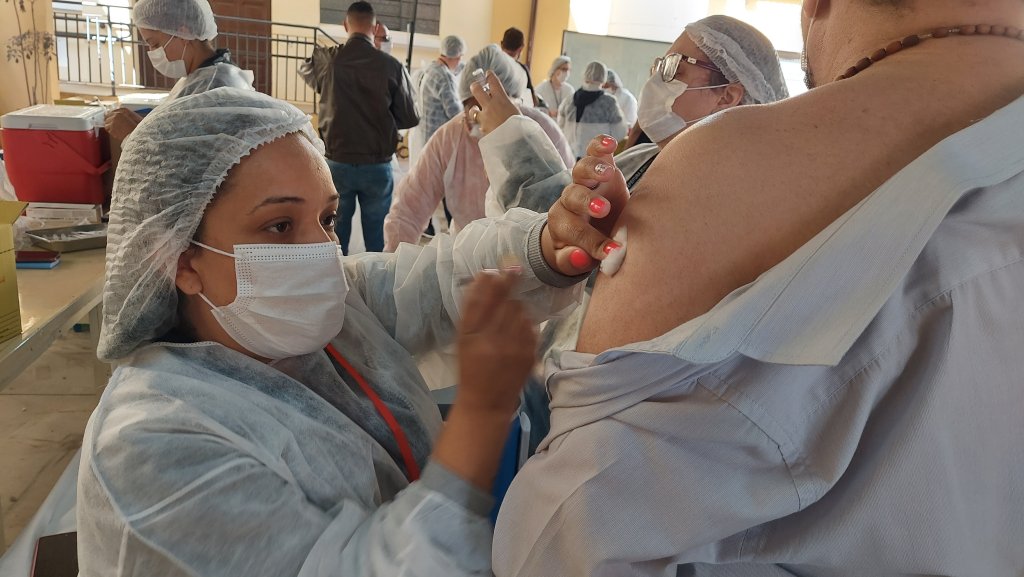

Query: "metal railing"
<box><xmin>52</xmin><ymin>1</ymin><xmax>339</xmax><ymax>110</ymax></box>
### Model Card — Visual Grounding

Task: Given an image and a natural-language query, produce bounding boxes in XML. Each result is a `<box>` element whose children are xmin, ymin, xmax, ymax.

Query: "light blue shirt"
<box><xmin>493</xmin><ymin>96</ymin><xmax>1024</xmax><ymax>576</ymax></box>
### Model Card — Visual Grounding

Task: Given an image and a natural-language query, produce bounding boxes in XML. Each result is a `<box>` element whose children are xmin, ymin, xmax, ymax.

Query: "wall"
<box><xmin>321</xmin><ymin>0</ymin><xmax>441</xmax><ymax>36</ymax></box>
<box><xmin>489</xmin><ymin>0</ymin><xmax>531</xmax><ymax>58</ymax></box>
<box><xmin>0</xmin><ymin>0</ymin><xmax>60</xmax><ymax>124</ymax></box>
<box><xmin>527</xmin><ymin>0</ymin><xmax>571</xmax><ymax>87</ymax></box>
<box><xmin>438</xmin><ymin>0</ymin><xmax>492</xmax><ymax>56</ymax></box>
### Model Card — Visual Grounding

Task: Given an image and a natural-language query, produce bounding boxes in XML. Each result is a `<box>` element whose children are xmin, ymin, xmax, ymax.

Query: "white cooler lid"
<box><xmin>1</xmin><ymin>104</ymin><xmax>106</xmax><ymax>131</ymax></box>
<box><xmin>118</xmin><ymin>92</ymin><xmax>169</xmax><ymax>107</ymax></box>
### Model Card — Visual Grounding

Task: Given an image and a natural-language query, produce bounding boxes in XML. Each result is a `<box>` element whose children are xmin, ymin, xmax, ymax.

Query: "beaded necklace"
<box><xmin>834</xmin><ymin>24</ymin><xmax>1022</xmax><ymax>81</ymax></box>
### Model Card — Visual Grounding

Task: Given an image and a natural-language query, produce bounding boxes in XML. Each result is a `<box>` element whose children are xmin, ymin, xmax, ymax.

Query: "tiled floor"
<box><xmin>0</xmin><ymin>329</ymin><xmax>104</xmax><ymax>553</ymax></box>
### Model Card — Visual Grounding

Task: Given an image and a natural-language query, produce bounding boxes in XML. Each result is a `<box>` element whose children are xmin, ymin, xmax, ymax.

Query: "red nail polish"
<box><xmin>601</xmin><ymin>136</ymin><xmax>616</xmax><ymax>148</ymax></box>
<box><xmin>603</xmin><ymin>242</ymin><xmax>622</xmax><ymax>255</ymax></box>
<box><xmin>570</xmin><ymin>249</ymin><xmax>591</xmax><ymax>269</ymax></box>
<box><xmin>589</xmin><ymin>198</ymin><xmax>608</xmax><ymax>215</ymax></box>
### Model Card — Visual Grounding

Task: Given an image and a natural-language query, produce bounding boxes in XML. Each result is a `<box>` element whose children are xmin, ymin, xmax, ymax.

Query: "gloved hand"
<box><xmin>541</xmin><ymin>134</ymin><xmax>628</xmax><ymax>276</ymax></box>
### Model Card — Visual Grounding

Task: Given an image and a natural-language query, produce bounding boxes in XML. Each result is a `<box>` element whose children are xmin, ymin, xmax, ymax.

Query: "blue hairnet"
<box><xmin>133</xmin><ymin>0</ymin><xmax>218</xmax><ymax>41</ymax></box>
<box><xmin>98</xmin><ymin>88</ymin><xmax>322</xmax><ymax>361</ymax></box>
<box><xmin>685</xmin><ymin>15</ymin><xmax>789</xmax><ymax>105</ymax></box>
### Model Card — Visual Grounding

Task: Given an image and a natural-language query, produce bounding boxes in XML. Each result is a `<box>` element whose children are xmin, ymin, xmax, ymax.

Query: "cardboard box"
<box><xmin>0</xmin><ymin>201</ymin><xmax>28</xmax><ymax>344</ymax></box>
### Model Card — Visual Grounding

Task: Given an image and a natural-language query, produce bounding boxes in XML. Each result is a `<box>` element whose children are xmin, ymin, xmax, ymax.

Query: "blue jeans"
<box><xmin>326</xmin><ymin>159</ymin><xmax>394</xmax><ymax>253</ymax></box>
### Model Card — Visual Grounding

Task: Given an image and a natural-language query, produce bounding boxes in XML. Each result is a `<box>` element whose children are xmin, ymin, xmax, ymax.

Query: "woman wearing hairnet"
<box><xmin>382</xmin><ymin>44</ymin><xmax>574</xmax><ymax>252</ymax></box>
<box><xmin>104</xmin><ymin>0</ymin><xmax>255</xmax><ymax>141</ymax></box>
<box><xmin>558</xmin><ymin>61</ymin><xmax>629</xmax><ymax>160</ymax></box>
<box><xmin>478</xmin><ymin>15</ymin><xmax>788</xmax><ymax>217</ymax></box>
<box><xmin>603</xmin><ymin>69</ymin><xmax>639</xmax><ymax>128</ymax></box>
<box><xmin>534</xmin><ymin>55</ymin><xmax>574</xmax><ymax>119</ymax></box>
<box><xmin>77</xmin><ymin>88</ymin><xmax>623</xmax><ymax>576</ymax></box>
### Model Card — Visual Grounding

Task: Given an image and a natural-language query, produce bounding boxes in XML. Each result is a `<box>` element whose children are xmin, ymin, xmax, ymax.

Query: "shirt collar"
<box><xmin>603</xmin><ymin>95</ymin><xmax>1024</xmax><ymax>367</ymax></box>
<box><xmin>348</xmin><ymin>33</ymin><xmax>374</xmax><ymax>46</ymax></box>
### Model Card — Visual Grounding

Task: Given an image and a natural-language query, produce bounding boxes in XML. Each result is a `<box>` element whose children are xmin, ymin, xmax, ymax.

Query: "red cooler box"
<box><xmin>1</xmin><ymin>105</ymin><xmax>110</xmax><ymax>205</ymax></box>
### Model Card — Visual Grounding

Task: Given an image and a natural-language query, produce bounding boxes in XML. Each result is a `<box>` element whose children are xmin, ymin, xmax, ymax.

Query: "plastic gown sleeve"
<box><xmin>346</xmin><ymin>209</ymin><xmax>584</xmax><ymax>358</ymax></box>
<box><xmin>78</xmin><ymin>382</ymin><xmax>496</xmax><ymax>577</ymax></box>
<box><xmin>479</xmin><ymin>115</ymin><xmax>573</xmax><ymax>214</ymax></box>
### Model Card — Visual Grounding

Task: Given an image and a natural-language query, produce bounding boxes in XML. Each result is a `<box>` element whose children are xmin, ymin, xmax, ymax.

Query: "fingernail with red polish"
<box><xmin>601</xmin><ymin>136</ymin><xmax>616</xmax><ymax>148</ymax></box>
<box><xmin>603</xmin><ymin>242</ymin><xmax>622</xmax><ymax>255</ymax></box>
<box><xmin>589</xmin><ymin>197</ymin><xmax>608</xmax><ymax>216</ymax></box>
<box><xmin>570</xmin><ymin>248</ymin><xmax>591</xmax><ymax>269</ymax></box>
<box><xmin>594</xmin><ymin>163</ymin><xmax>609</xmax><ymax>175</ymax></box>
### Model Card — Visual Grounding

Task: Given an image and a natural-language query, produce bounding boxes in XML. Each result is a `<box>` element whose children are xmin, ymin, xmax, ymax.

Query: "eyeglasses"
<box><xmin>650</xmin><ymin>53</ymin><xmax>722</xmax><ymax>83</ymax></box>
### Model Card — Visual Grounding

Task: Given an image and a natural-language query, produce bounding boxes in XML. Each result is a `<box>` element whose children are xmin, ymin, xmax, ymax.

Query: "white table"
<box><xmin>0</xmin><ymin>248</ymin><xmax>107</xmax><ymax>391</ymax></box>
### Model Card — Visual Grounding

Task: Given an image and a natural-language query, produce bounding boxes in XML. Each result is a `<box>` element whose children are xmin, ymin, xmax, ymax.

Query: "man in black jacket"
<box><xmin>304</xmin><ymin>1</ymin><xmax>418</xmax><ymax>253</ymax></box>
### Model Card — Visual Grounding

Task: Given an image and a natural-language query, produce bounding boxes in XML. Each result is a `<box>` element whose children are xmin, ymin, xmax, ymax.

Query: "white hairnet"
<box><xmin>133</xmin><ymin>0</ymin><xmax>218</xmax><ymax>41</ymax></box>
<box><xmin>685</xmin><ymin>15</ymin><xmax>788</xmax><ymax>105</ymax></box>
<box><xmin>547</xmin><ymin>55</ymin><xmax>571</xmax><ymax>79</ymax></box>
<box><xmin>98</xmin><ymin>88</ymin><xmax>322</xmax><ymax>361</ymax></box>
<box><xmin>458</xmin><ymin>44</ymin><xmax>527</xmax><ymax>102</ymax></box>
<box><xmin>583</xmin><ymin>61</ymin><xmax>607</xmax><ymax>87</ymax></box>
<box><xmin>441</xmin><ymin>35</ymin><xmax>466</xmax><ymax>58</ymax></box>
<box><xmin>605</xmin><ymin>69</ymin><xmax>620</xmax><ymax>87</ymax></box>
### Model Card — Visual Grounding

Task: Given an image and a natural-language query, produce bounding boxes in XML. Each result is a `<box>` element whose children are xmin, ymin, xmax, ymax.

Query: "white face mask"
<box><xmin>191</xmin><ymin>241</ymin><xmax>349</xmax><ymax>360</ymax></box>
<box><xmin>554</xmin><ymin>70</ymin><xmax>568</xmax><ymax>83</ymax></box>
<box><xmin>637</xmin><ymin>75</ymin><xmax>728</xmax><ymax>144</ymax></box>
<box><xmin>148</xmin><ymin>36</ymin><xmax>188</xmax><ymax>79</ymax></box>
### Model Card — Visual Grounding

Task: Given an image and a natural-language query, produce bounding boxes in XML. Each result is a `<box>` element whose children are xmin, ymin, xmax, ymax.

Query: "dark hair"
<box><xmin>347</xmin><ymin>1</ymin><xmax>375</xmax><ymax>22</ymax></box>
<box><xmin>502</xmin><ymin>27</ymin><xmax>525</xmax><ymax>52</ymax></box>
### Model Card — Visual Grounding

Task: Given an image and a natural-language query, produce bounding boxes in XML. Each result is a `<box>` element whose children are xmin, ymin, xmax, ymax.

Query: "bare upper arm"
<box><xmin>575</xmin><ymin>94</ymin><xmax>905</xmax><ymax>354</ymax></box>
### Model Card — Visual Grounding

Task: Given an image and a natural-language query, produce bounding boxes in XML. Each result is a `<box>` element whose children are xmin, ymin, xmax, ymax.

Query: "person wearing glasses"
<box><xmin>474</xmin><ymin>15</ymin><xmax>788</xmax><ymax>217</ymax></box>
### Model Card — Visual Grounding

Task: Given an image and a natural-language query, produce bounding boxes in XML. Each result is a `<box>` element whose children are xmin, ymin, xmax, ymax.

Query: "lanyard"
<box><xmin>627</xmin><ymin>153</ymin><xmax>659</xmax><ymax>190</ymax></box>
<box><xmin>325</xmin><ymin>344</ymin><xmax>421</xmax><ymax>482</ymax></box>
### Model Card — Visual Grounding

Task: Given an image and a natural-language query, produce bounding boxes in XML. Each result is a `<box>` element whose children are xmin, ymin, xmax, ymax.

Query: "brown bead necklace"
<box><xmin>836</xmin><ymin>24</ymin><xmax>1024</xmax><ymax>81</ymax></box>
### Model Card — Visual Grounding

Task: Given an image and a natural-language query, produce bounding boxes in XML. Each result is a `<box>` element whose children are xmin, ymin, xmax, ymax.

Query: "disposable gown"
<box><xmin>77</xmin><ymin>209</ymin><xmax>583</xmax><ymax>577</ymax></box>
<box><xmin>611</xmin><ymin>87</ymin><xmax>638</xmax><ymax>128</ymax></box>
<box><xmin>418</xmin><ymin>60</ymin><xmax>463</xmax><ymax>142</ymax></box>
<box><xmin>481</xmin><ymin>116</ymin><xmax>658</xmax><ymax>218</ymax></box>
<box><xmin>534</xmin><ymin>80</ymin><xmax>574</xmax><ymax>116</ymax></box>
<box><xmin>383</xmin><ymin>107</ymin><xmax>573</xmax><ymax>251</ymax></box>
<box><xmin>167</xmin><ymin>62</ymin><xmax>255</xmax><ymax>100</ymax></box>
<box><xmin>558</xmin><ymin>90</ymin><xmax>628</xmax><ymax>159</ymax></box>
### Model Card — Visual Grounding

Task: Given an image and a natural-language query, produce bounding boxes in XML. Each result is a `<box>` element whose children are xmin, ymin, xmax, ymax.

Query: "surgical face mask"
<box><xmin>638</xmin><ymin>75</ymin><xmax>728</xmax><ymax>143</ymax></box>
<box><xmin>554</xmin><ymin>70</ymin><xmax>568</xmax><ymax>83</ymax></box>
<box><xmin>191</xmin><ymin>240</ymin><xmax>349</xmax><ymax>360</ymax></box>
<box><xmin>148</xmin><ymin>36</ymin><xmax>188</xmax><ymax>79</ymax></box>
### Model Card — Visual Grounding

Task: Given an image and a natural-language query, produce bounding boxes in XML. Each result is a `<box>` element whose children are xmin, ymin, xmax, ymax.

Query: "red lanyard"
<box><xmin>325</xmin><ymin>344</ymin><xmax>421</xmax><ymax>482</ymax></box>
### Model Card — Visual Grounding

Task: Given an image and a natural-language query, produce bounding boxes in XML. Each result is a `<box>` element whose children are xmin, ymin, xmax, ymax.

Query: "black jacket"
<box><xmin>307</xmin><ymin>34</ymin><xmax>419</xmax><ymax>164</ymax></box>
